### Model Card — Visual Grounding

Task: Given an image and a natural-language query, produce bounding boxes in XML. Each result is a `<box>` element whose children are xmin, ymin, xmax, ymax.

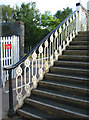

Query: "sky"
<box><xmin>0</xmin><ymin>0</ymin><xmax>89</xmax><ymax>15</ymax></box>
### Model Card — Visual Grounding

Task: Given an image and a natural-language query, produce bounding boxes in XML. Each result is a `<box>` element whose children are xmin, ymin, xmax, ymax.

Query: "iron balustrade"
<box><xmin>3</xmin><ymin>3</ymin><xmax>89</xmax><ymax>117</ymax></box>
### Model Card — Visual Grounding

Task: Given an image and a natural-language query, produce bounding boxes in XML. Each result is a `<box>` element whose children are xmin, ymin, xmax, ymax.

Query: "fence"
<box><xmin>0</xmin><ymin>35</ymin><xmax>19</xmax><ymax>88</ymax></box>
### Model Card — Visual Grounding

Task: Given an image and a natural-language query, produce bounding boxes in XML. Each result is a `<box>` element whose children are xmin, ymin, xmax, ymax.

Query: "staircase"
<box><xmin>16</xmin><ymin>31</ymin><xmax>89</xmax><ymax>119</ymax></box>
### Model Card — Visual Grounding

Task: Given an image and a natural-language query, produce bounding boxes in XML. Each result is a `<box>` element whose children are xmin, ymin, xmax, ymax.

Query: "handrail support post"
<box><xmin>8</xmin><ymin>69</ymin><xmax>15</xmax><ymax>117</ymax></box>
<box><xmin>76</xmin><ymin>3</ymin><xmax>82</xmax><ymax>32</ymax></box>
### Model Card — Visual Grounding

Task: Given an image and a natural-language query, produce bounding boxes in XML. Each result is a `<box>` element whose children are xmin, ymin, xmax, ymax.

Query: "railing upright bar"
<box><xmin>3</xmin><ymin>3</ymin><xmax>89</xmax><ymax>118</ymax></box>
<box><xmin>8</xmin><ymin>70</ymin><xmax>15</xmax><ymax>117</ymax></box>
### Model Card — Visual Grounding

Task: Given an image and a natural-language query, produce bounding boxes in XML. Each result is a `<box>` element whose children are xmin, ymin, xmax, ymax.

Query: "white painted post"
<box><xmin>76</xmin><ymin>3</ymin><xmax>82</xmax><ymax>32</ymax></box>
<box><xmin>0</xmin><ymin>37</ymin><xmax>2</xmax><ymax>86</ymax></box>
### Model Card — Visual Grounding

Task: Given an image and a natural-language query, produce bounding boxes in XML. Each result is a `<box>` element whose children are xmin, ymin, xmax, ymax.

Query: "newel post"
<box><xmin>8</xmin><ymin>69</ymin><xmax>15</xmax><ymax>117</ymax></box>
<box><xmin>76</xmin><ymin>3</ymin><xmax>82</xmax><ymax>32</ymax></box>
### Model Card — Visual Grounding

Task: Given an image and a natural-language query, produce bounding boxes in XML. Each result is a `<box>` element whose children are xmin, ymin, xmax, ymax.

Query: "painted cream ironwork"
<box><xmin>3</xmin><ymin>3</ymin><xmax>89</xmax><ymax>117</ymax></box>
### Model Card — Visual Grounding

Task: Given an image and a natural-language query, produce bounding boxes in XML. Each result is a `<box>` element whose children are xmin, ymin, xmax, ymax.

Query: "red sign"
<box><xmin>5</xmin><ymin>44</ymin><xmax>12</xmax><ymax>49</ymax></box>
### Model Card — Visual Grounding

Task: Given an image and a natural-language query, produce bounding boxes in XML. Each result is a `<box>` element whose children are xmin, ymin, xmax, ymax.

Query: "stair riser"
<box><xmin>73</xmin><ymin>38</ymin><xmax>89</xmax><ymax>41</ymax></box>
<box><xmin>70</xmin><ymin>41</ymin><xmax>89</xmax><ymax>45</ymax></box>
<box><xmin>63</xmin><ymin>51</ymin><xmax>89</xmax><ymax>56</ymax></box>
<box><xmin>17</xmin><ymin>110</ymin><xmax>38</xmax><ymax>119</ymax></box>
<box><xmin>39</xmin><ymin>82</ymin><xmax>89</xmax><ymax>97</ymax></box>
<box><xmin>55</xmin><ymin>61</ymin><xmax>89</xmax><ymax>69</ymax></box>
<box><xmin>78</xmin><ymin>31</ymin><xmax>89</xmax><ymax>35</ymax></box>
<box><xmin>67</xmin><ymin>46</ymin><xmax>89</xmax><ymax>50</ymax></box>
<box><xmin>32</xmin><ymin>90</ymin><xmax>89</xmax><ymax>110</ymax></box>
<box><xmin>59</xmin><ymin>56</ymin><xmax>89</xmax><ymax>62</ymax></box>
<box><xmin>45</xmin><ymin>74</ymin><xmax>88</xmax><ymax>87</ymax></box>
<box><xmin>25</xmin><ymin>99</ymin><xmax>84</xmax><ymax>118</ymax></box>
<box><xmin>25</xmin><ymin>99</ymin><xmax>63</xmax><ymax>118</ymax></box>
<box><xmin>76</xmin><ymin>34</ymin><xmax>89</xmax><ymax>37</ymax></box>
<box><xmin>50</xmin><ymin>67</ymin><xmax>89</xmax><ymax>78</ymax></box>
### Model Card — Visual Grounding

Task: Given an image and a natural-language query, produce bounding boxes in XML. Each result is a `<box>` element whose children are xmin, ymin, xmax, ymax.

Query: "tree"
<box><xmin>1</xmin><ymin>3</ymin><xmax>73</xmax><ymax>53</ymax></box>
<box><xmin>54</xmin><ymin>7</ymin><xmax>73</xmax><ymax>22</ymax></box>
<box><xmin>13</xmin><ymin>2</ymin><xmax>49</xmax><ymax>52</ymax></box>
<box><xmin>41</xmin><ymin>11</ymin><xmax>60</xmax><ymax>31</ymax></box>
<box><xmin>2</xmin><ymin>5</ymin><xmax>14</xmax><ymax>22</ymax></box>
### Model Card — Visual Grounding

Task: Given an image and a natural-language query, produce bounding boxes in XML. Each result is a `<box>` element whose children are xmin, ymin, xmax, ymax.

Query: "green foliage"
<box><xmin>2</xmin><ymin>5</ymin><xmax>14</xmax><ymax>22</ymax></box>
<box><xmin>1</xmin><ymin>2</ymin><xmax>73</xmax><ymax>53</ymax></box>
<box><xmin>13</xmin><ymin>2</ymin><xmax>49</xmax><ymax>52</ymax></box>
<box><xmin>41</xmin><ymin>11</ymin><xmax>60</xmax><ymax>31</ymax></box>
<box><xmin>54</xmin><ymin>7</ymin><xmax>73</xmax><ymax>22</ymax></box>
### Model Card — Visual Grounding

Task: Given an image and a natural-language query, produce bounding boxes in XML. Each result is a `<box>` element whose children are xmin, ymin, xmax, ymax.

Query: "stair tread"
<box><xmin>59</xmin><ymin>55</ymin><xmax>89</xmax><ymax>62</ymax></box>
<box><xmin>26</xmin><ymin>96</ymin><xmax>89</xmax><ymax>117</ymax></box>
<box><xmin>33</xmin><ymin>89</ymin><xmax>89</xmax><ymax>104</ymax></box>
<box><xmin>17</xmin><ymin>105</ymin><xmax>54</xmax><ymax>119</ymax></box>
<box><xmin>56</xmin><ymin>60</ymin><xmax>89</xmax><ymax>65</ymax></box>
<box><xmin>73</xmin><ymin>38</ymin><xmax>89</xmax><ymax>41</ymax></box>
<box><xmin>67</xmin><ymin>45</ymin><xmax>89</xmax><ymax>47</ymax></box>
<box><xmin>50</xmin><ymin>66</ymin><xmax>89</xmax><ymax>80</ymax></box>
<box><xmin>71</xmin><ymin>41</ymin><xmax>89</xmax><ymax>42</ymax></box>
<box><xmin>67</xmin><ymin>45</ymin><xmax>89</xmax><ymax>49</ymax></box>
<box><xmin>51</xmin><ymin>66</ymin><xmax>89</xmax><ymax>72</ymax></box>
<box><xmin>45</xmin><ymin>73</ymin><xmax>88</xmax><ymax>90</ymax></box>
<box><xmin>59</xmin><ymin>55</ymin><xmax>89</xmax><ymax>58</ymax></box>
<box><xmin>64</xmin><ymin>50</ymin><xmax>89</xmax><ymax>51</ymax></box>
<box><xmin>70</xmin><ymin>41</ymin><xmax>89</xmax><ymax>45</ymax></box>
<box><xmin>40</xmin><ymin>80</ymin><xmax>89</xmax><ymax>90</ymax></box>
<box><xmin>55</xmin><ymin>60</ymin><xmax>89</xmax><ymax>69</ymax></box>
<box><xmin>37</xmin><ymin>87</ymin><xmax>89</xmax><ymax>101</ymax></box>
<box><xmin>46</xmin><ymin>73</ymin><xmax>88</xmax><ymax>81</ymax></box>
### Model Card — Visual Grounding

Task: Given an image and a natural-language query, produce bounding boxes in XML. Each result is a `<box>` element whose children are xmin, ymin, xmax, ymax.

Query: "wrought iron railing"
<box><xmin>3</xmin><ymin>3</ymin><xmax>89</xmax><ymax>117</ymax></box>
<box><xmin>76</xmin><ymin>3</ymin><xmax>89</xmax><ymax>32</ymax></box>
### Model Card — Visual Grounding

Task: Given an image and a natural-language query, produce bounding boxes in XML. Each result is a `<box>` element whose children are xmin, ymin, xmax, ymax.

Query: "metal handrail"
<box><xmin>3</xmin><ymin>3</ymin><xmax>89</xmax><ymax>117</ymax></box>
<box><xmin>4</xmin><ymin>11</ymin><xmax>76</xmax><ymax>71</ymax></box>
<box><xmin>81</xmin><ymin>4</ymin><xmax>89</xmax><ymax>14</ymax></box>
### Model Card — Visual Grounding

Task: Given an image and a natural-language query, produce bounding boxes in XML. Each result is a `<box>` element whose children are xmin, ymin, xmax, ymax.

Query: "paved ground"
<box><xmin>0</xmin><ymin>88</ymin><xmax>2</xmax><ymax>120</ymax></box>
<box><xmin>0</xmin><ymin>85</ymin><xmax>23</xmax><ymax>120</ymax></box>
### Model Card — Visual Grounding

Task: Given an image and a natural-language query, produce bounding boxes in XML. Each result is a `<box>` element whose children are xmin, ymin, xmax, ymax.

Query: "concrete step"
<box><xmin>73</xmin><ymin>37</ymin><xmax>89</xmax><ymax>41</ymax></box>
<box><xmin>32</xmin><ymin>89</ymin><xmax>89</xmax><ymax>110</ymax></box>
<box><xmin>44</xmin><ymin>73</ymin><xmax>88</xmax><ymax>87</ymax></box>
<box><xmin>54</xmin><ymin>60</ymin><xmax>89</xmax><ymax>69</ymax></box>
<box><xmin>37</xmin><ymin>83</ymin><xmax>89</xmax><ymax>101</ymax></box>
<box><xmin>39</xmin><ymin>80</ymin><xmax>89</xmax><ymax>98</ymax></box>
<box><xmin>24</xmin><ymin>94</ymin><xmax>89</xmax><ymax>118</ymax></box>
<box><xmin>16</xmin><ymin>31</ymin><xmax>89</xmax><ymax>119</ymax></box>
<box><xmin>70</xmin><ymin>41</ymin><xmax>89</xmax><ymax>45</ymax></box>
<box><xmin>50</xmin><ymin>66</ymin><xmax>89</xmax><ymax>78</ymax></box>
<box><xmin>76</xmin><ymin>34</ymin><xmax>89</xmax><ymax>37</ymax></box>
<box><xmin>17</xmin><ymin>104</ymin><xmax>53</xmax><ymax>119</ymax></box>
<box><xmin>79</xmin><ymin>31</ymin><xmax>89</xmax><ymax>35</ymax></box>
<box><xmin>63</xmin><ymin>50</ymin><xmax>89</xmax><ymax>56</ymax></box>
<box><xmin>67</xmin><ymin>45</ymin><xmax>89</xmax><ymax>50</ymax></box>
<box><xmin>59</xmin><ymin>55</ymin><xmax>89</xmax><ymax>62</ymax></box>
